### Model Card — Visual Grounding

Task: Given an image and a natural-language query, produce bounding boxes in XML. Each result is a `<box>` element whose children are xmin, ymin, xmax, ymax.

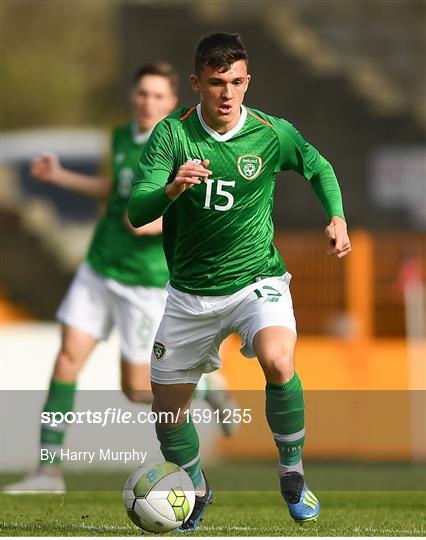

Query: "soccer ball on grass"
<box><xmin>123</xmin><ymin>461</ymin><xmax>195</xmax><ymax>533</ymax></box>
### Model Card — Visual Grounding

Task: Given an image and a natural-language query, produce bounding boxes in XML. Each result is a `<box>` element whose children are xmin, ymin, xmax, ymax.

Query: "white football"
<box><xmin>123</xmin><ymin>461</ymin><xmax>195</xmax><ymax>533</ymax></box>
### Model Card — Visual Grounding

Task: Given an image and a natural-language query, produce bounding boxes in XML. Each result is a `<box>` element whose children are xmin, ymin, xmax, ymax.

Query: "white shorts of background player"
<box><xmin>57</xmin><ymin>262</ymin><xmax>167</xmax><ymax>364</ymax></box>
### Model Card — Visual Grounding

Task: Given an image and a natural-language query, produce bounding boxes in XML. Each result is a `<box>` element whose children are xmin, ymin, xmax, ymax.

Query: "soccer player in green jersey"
<box><xmin>3</xmin><ymin>63</ymin><xmax>234</xmax><ymax>495</ymax></box>
<box><xmin>128</xmin><ymin>33</ymin><xmax>351</xmax><ymax>528</ymax></box>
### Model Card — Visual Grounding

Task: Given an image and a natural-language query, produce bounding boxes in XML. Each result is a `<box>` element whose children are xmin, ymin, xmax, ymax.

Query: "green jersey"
<box><xmin>129</xmin><ymin>105</ymin><xmax>344</xmax><ymax>295</ymax></box>
<box><xmin>87</xmin><ymin>122</ymin><xmax>168</xmax><ymax>287</ymax></box>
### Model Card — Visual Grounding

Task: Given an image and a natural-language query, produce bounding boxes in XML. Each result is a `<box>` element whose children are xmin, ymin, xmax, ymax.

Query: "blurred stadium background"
<box><xmin>1</xmin><ymin>1</ymin><xmax>425</xmax><ymax>471</ymax></box>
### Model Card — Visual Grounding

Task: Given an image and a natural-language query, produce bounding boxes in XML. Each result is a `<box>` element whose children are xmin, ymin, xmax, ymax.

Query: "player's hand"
<box><xmin>31</xmin><ymin>153</ymin><xmax>64</xmax><ymax>184</ymax></box>
<box><xmin>325</xmin><ymin>216</ymin><xmax>351</xmax><ymax>258</ymax></box>
<box><xmin>165</xmin><ymin>159</ymin><xmax>212</xmax><ymax>200</ymax></box>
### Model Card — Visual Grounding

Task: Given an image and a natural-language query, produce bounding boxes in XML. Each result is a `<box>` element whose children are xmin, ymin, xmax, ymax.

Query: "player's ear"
<box><xmin>190</xmin><ymin>74</ymin><xmax>200</xmax><ymax>93</ymax></box>
<box><xmin>245</xmin><ymin>73</ymin><xmax>251</xmax><ymax>92</ymax></box>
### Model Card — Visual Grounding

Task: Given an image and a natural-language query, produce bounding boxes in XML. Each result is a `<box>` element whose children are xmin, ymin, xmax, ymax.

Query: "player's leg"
<box><xmin>234</xmin><ymin>273</ymin><xmax>319</xmax><ymax>522</ymax></box>
<box><xmin>2</xmin><ymin>324</ymin><xmax>98</xmax><ymax>494</ymax></box>
<box><xmin>253</xmin><ymin>326</ymin><xmax>304</xmax><ymax>475</ymax></box>
<box><xmin>114</xmin><ymin>283</ymin><xmax>207</xmax><ymax>485</ymax></box>
<box><xmin>52</xmin><ymin>324</ymin><xmax>98</xmax><ymax>380</ymax></box>
<box><xmin>120</xmin><ymin>361</ymin><xmax>152</xmax><ymax>403</ymax></box>
<box><xmin>152</xmin><ymin>379</ymin><xmax>213</xmax><ymax>532</ymax></box>
<box><xmin>151</xmin><ymin>381</ymin><xmax>203</xmax><ymax>489</ymax></box>
<box><xmin>40</xmin><ymin>325</ymin><xmax>98</xmax><ymax>465</ymax></box>
<box><xmin>149</xmin><ymin>286</ymin><xmax>220</xmax><ymax>530</ymax></box>
<box><xmin>2</xmin><ymin>263</ymin><xmax>113</xmax><ymax>494</ymax></box>
<box><xmin>254</xmin><ymin>326</ymin><xmax>319</xmax><ymax>523</ymax></box>
<box><xmin>45</xmin><ymin>264</ymin><xmax>112</xmax><ymax>470</ymax></box>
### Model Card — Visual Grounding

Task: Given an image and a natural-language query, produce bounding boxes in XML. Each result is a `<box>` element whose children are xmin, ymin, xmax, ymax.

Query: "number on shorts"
<box><xmin>254</xmin><ymin>285</ymin><xmax>282</xmax><ymax>299</ymax></box>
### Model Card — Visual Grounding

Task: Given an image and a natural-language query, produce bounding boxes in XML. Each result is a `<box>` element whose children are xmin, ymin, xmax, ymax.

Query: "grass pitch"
<box><xmin>1</xmin><ymin>490</ymin><xmax>425</xmax><ymax>536</ymax></box>
<box><xmin>1</xmin><ymin>463</ymin><xmax>425</xmax><ymax>536</ymax></box>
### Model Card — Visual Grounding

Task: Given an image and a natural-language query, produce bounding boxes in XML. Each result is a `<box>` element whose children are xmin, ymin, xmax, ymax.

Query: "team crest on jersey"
<box><xmin>237</xmin><ymin>155</ymin><xmax>262</xmax><ymax>180</ymax></box>
<box><xmin>153</xmin><ymin>341</ymin><xmax>166</xmax><ymax>360</ymax></box>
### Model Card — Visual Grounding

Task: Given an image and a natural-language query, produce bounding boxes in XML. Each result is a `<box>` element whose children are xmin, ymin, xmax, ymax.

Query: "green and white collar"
<box><xmin>196</xmin><ymin>103</ymin><xmax>247</xmax><ymax>142</ymax></box>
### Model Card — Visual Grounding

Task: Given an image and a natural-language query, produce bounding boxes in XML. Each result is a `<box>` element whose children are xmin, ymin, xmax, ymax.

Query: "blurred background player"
<box><xmin>3</xmin><ymin>62</ymin><xmax>234</xmax><ymax>495</ymax></box>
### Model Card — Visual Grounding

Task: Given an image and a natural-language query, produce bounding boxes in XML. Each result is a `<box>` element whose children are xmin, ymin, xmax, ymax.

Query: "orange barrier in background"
<box><xmin>221</xmin><ymin>334</ymin><xmax>425</xmax><ymax>392</ymax></box>
<box><xmin>219</xmin><ymin>335</ymin><xmax>426</xmax><ymax>461</ymax></box>
<box><xmin>0</xmin><ymin>290</ymin><xmax>32</xmax><ymax>324</ymax></box>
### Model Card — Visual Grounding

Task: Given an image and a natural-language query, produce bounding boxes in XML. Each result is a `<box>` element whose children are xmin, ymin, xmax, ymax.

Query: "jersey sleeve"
<box><xmin>272</xmin><ymin>118</ymin><xmax>346</xmax><ymax>221</ymax></box>
<box><xmin>128</xmin><ymin>119</ymin><xmax>175</xmax><ymax>227</ymax></box>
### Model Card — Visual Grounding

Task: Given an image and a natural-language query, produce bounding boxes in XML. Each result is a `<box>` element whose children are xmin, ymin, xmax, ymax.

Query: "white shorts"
<box><xmin>151</xmin><ymin>273</ymin><xmax>296</xmax><ymax>384</ymax></box>
<box><xmin>57</xmin><ymin>262</ymin><xmax>167</xmax><ymax>364</ymax></box>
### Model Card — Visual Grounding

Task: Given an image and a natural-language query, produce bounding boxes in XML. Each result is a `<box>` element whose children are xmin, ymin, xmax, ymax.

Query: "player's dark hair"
<box><xmin>195</xmin><ymin>32</ymin><xmax>249</xmax><ymax>74</ymax></box>
<box><xmin>132</xmin><ymin>62</ymin><xmax>179</xmax><ymax>93</ymax></box>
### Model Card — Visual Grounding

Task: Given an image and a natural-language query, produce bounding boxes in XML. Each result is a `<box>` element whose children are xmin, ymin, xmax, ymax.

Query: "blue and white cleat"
<box><xmin>178</xmin><ymin>472</ymin><xmax>213</xmax><ymax>532</ymax></box>
<box><xmin>280</xmin><ymin>472</ymin><xmax>320</xmax><ymax>523</ymax></box>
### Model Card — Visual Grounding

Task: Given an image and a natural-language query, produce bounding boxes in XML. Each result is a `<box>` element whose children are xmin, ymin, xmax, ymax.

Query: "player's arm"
<box><xmin>307</xmin><ymin>155</ymin><xmax>351</xmax><ymax>258</ymax></box>
<box><xmin>128</xmin><ymin>121</ymin><xmax>211</xmax><ymax>227</ymax></box>
<box><xmin>31</xmin><ymin>153</ymin><xmax>112</xmax><ymax>199</ymax></box>
<box><xmin>123</xmin><ymin>214</ymin><xmax>163</xmax><ymax>236</ymax></box>
<box><xmin>275</xmin><ymin>120</ymin><xmax>351</xmax><ymax>258</ymax></box>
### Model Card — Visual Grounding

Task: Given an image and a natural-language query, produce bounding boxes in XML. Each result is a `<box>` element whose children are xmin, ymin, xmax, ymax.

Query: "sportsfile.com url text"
<box><xmin>40</xmin><ymin>408</ymin><xmax>253</xmax><ymax>428</ymax></box>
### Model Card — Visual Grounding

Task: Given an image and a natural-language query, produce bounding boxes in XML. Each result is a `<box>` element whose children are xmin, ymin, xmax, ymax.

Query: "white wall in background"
<box><xmin>1</xmin><ymin>323</ymin><xmax>218</xmax><ymax>471</ymax></box>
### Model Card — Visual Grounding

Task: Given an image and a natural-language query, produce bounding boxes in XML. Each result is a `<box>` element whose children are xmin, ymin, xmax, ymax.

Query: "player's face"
<box><xmin>190</xmin><ymin>60</ymin><xmax>251</xmax><ymax>132</ymax></box>
<box><xmin>130</xmin><ymin>75</ymin><xmax>178</xmax><ymax>132</ymax></box>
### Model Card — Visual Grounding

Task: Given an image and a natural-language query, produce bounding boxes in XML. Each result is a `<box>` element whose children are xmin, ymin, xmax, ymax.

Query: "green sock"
<box><xmin>155</xmin><ymin>416</ymin><xmax>203</xmax><ymax>489</ymax></box>
<box><xmin>265</xmin><ymin>373</ymin><xmax>305</xmax><ymax>474</ymax></box>
<box><xmin>40</xmin><ymin>380</ymin><xmax>76</xmax><ymax>464</ymax></box>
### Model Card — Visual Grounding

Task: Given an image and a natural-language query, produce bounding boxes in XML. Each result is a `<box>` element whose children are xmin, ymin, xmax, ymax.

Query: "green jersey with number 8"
<box><xmin>132</xmin><ymin>105</ymin><xmax>345</xmax><ymax>295</ymax></box>
<box><xmin>87</xmin><ymin>122</ymin><xmax>168</xmax><ymax>287</ymax></box>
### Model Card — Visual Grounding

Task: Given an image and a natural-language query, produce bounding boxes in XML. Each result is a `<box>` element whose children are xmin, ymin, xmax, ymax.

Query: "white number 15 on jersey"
<box><xmin>203</xmin><ymin>179</ymin><xmax>235</xmax><ymax>212</ymax></box>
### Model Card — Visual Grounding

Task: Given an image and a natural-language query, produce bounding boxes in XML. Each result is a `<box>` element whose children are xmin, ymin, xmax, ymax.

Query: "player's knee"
<box><xmin>263</xmin><ymin>350</ymin><xmax>294</xmax><ymax>384</ymax></box>
<box><xmin>122</xmin><ymin>385</ymin><xmax>153</xmax><ymax>404</ymax></box>
<box><xmin>54</xmin><ymin>349</ymin><xmax>81</xmax><ymax>379</ymax></box>
<box><xmin>152</xmin><ymin>398</ymin><xmax>187</xmax><ymax>427</ymax></box>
